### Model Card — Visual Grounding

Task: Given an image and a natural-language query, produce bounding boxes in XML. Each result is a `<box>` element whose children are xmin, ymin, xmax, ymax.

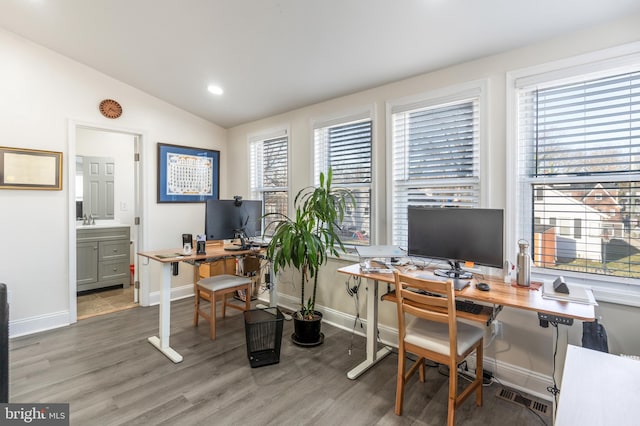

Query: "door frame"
<box><xmin>67</xmin><ymin>119</ymin><xmax>149</xmax><ymax>323</ymax></box>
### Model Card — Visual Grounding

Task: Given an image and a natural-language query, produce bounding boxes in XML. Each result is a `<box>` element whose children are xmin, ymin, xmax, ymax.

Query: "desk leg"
<box><xmin>268</xmin><ymin>260</ymin><xmax>278</xmax><ymax>308</ymax></box>
<box><xmin>347</xmin><ymin>278</ymin><xmax>392</xmax><ymax>379</ymax></box>
<box><xmin>147</xmin><ymin>262</ymin><xmax>183</xmax><ymax>363</ymax></box>
<box><xmin>552</xmin><ymin>325</ymin><xmax>569</xmax><ymax>424</ymax></box>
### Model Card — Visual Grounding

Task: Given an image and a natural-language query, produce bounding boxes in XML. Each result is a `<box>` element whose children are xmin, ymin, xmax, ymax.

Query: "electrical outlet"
<box><xmin>482</xmin><ymin>369</ymin><xmax>493</xmax><ymax>385</ymax></box>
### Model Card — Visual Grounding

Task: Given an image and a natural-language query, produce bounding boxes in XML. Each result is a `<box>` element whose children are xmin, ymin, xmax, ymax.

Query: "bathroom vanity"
<box><xmin>77</xmin><ymin>225</ymin><xmax>130</xmax><ymax>293</ymax></box>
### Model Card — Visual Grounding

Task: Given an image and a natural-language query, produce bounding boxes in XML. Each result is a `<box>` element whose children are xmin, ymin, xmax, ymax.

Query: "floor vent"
<box><xmin>496</xmin><ymin>388</ymin><xmax>550</xmax><ymax>417</ymax></box>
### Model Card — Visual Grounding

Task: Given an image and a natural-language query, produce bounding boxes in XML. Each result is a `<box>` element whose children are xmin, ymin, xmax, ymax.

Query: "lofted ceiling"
<box><xmin>1</xmin><ymin>0</ymin><xmax>639</xmax><ymax>129</ymax></box>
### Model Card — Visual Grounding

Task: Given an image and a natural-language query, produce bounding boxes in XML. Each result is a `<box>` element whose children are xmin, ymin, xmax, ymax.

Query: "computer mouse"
<box><xmin>476</xmin><ymin>282</ymin><xmax>490</xmax><ymax>291</ymax></box>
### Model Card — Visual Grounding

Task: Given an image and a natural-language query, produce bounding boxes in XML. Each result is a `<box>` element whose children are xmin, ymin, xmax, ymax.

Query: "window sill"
<box><xmin>532</xmin><ymin>269</ymin><xmax>640</xmax><ymax>308</ymax></box>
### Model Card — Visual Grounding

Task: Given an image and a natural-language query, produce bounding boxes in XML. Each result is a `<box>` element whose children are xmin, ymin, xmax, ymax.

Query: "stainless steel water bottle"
<box><xmin>517</xmin><ymin>240</ymin><xmax>531</xmax><ymax>287</ymax></box>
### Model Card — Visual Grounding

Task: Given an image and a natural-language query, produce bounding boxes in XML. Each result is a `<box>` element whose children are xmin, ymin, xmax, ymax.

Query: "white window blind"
<box><xmin>314</xmin><ymin>117</ymin><xmax>372</xmax><ymax>245</ymax></box>
<box><xmin>517</xmin><ymin>69</ymin><xmax>640</xmax><ymax>279</ymax></box>
<box><xmin>391</xmin><ymin>98</ymin><xmax>481</xmax><ymax>247</ymax></box>
<box><xmin>249</xmin><ymin>134</ymin><xmax>288</xmax><ymax>235</ymax></box>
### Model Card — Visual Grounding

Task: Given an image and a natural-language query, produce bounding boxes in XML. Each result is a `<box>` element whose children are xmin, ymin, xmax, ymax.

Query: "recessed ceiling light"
<box><xmin>207</xmin><ymin>85</ymin><xmax>224</xmax><ymax>95</ymax></box>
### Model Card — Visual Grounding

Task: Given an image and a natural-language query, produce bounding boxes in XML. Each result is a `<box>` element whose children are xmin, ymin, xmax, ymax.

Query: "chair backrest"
<box><xmin>394</xmin><ymin>272</ymin><xmax>458</xmax><ymax>354</ymax></box>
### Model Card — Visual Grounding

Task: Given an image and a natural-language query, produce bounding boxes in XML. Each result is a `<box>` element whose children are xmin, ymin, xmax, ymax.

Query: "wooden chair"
<box><xmin>194</xmin><ymin>274</ymin><xmax>251</xmax><ymax>340</ymax></box>
<box><xmin>394</xmin><ymin>272</ymin><xmax>484</xmax><ymax>425</ymax></box>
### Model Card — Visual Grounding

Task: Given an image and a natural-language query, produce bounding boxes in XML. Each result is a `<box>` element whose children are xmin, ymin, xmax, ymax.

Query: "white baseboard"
<box><xmin>147</xmin><ymin>283</ymin><xmax>195</xmax><ymax>306</ymax></box>
<box><xmin>271</xmin><ymin>292</ymin><xmax>553</xmax><ymax>402</ymax></box>
<box><xmin>9</xmin><ymin>310</ymin><xmax>70</xmax><ymax>338</ymax></box>
<box><xmin>10</xmin><ymin>284</ymin><xmax>197</xmax><ymax>339</ymax></box>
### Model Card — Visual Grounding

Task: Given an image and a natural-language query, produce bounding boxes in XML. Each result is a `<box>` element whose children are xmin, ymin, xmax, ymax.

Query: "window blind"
<box><xmin>250</xmin><ymin>135</ymin><xmax>288</xmax><ymax>235</ymax></box>
<box><xmin>392</xmin><ymin>98</ymin><xmax>480</xmax><ymax>247</ymax></box>
<box><xmin>517</xmin><ymin>69</ymin><xmax>640</xmax><ymax>278</ymax></box>
<box><xmin>314</xmin><ymin>118</ymin><xmax>372</xmax><ymax>245</ymax></box>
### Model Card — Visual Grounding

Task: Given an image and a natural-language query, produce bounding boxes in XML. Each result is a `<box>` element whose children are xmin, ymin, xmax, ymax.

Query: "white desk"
<box><xmin>138</xmin><ymin>245</ymin><xmax>261</xmax><ymax>363</ymax></box>
<box><xmin>556</xmin><ymin>345</ymin><xmax>640</xmax><ymax>425</ymax></box>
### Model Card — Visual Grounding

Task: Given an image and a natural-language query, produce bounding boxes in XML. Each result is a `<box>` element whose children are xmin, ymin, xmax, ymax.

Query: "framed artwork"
<box><xmin>157</xmin><ymin>143</ymin><xmax>220</xmax><ymax>203</ymax></box>
<box><xmin>0</xmin><ymin>146</ymin><xmax>63</xmax><ymax>190</ymax></box>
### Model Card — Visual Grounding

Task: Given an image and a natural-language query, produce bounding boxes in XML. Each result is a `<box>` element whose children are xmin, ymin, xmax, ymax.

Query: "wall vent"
<box><xmin>496</xmin><ymin>388</ymin><xmax>550</xmax><ymax>417</ymax></box>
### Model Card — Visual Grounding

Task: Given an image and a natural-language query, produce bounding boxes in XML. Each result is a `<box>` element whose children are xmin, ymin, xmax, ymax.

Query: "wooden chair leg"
<box><xmin>210</xmin><ymin>292</ymin><xmax>217</xmax><ymax>340</ymax></box>
<box><xmin>193</xmin><ymin>290</ymin><xmax>200</xmax><ymax>326</ymax></box>
<box><xmin>447</xmin><ymin>397</ymin><xmax>455</xmax><ymax>426</ymax></box>
<box><xmin>245</xmin><ymin>285</ymin><xmax>251</xmax><ymax>311</ymax></box>
<box><xmin>476</xmin><ymin>342</ymin><xmax>484</xmax><ymax>407</ymax></box>
<box><xmin>395</xmin><ymin>348</ymin><xmax>406</xmax><ymax>415</ymax></box>
<box><xmin>448</xmin><ymin>360</ymin><xmax>457</xmax><ymax>426</ymax></box>
<box><xmin>222</xmin><ymin>293</ymin><xmax>228</xmax><ymax>318</ymax></box>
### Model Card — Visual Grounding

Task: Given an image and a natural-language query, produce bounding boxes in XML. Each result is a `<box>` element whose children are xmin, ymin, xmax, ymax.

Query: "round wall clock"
<box><xmin>99</xmin><ymin>99</ymin><xmax>123</xmax><ymax>119</ymax></box>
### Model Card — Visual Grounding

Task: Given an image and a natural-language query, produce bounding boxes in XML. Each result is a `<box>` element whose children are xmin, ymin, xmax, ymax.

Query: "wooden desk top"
<box><xmin>338</xmin><ymin>263</ymin><xmax>595</xmax><ymax>322</ymax></box>
<box><xmin>138</xmin><ymin>244</ymin><xmax>262</xmax><ymax>263</ymax></box>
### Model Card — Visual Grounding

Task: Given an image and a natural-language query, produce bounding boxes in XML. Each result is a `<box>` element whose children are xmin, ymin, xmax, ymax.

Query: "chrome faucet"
<box><xmin>82</xmin><ymin>214</ymin><xmax>89</xmax><ymax>225</ymax></box>
<box><xmin>89</xmin><ymin>214</ymin><xmax>95</xmax><ymax>225</ymax></box>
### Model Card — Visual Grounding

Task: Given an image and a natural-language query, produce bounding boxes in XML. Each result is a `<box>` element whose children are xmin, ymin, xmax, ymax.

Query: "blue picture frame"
<box><xmin>157</xmin><ymin>143</ymin><xmax>219</xmax><ymax>203</ymax></box>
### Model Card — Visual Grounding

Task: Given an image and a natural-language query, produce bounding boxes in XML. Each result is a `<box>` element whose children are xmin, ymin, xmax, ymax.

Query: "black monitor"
<box><xmin>204</xmin><ymin>199</ymin><xmax>262</xmax><ymax>248</ymax></box>
<box><xmin>407</xmin><ymin>206</ymin><xmax>504</xmax><ymax>279</ymax></box>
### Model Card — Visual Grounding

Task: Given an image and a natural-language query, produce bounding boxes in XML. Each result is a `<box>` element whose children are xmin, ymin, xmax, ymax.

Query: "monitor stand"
<box><xmin>434</xmin><ymin>260</ymin><xmax>472</xmax><ymax>280</ymax></box>
<box><xmin>234</xmin><ymin>229</ymin><xmax>250</xmax><ymax>250</ymax></box>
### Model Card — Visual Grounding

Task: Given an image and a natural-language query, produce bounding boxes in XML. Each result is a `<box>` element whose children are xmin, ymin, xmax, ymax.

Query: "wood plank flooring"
<box><xmin>8</xmin><ymin>298</ymin><xmax>551</xmax><ymax>425</ymax></box>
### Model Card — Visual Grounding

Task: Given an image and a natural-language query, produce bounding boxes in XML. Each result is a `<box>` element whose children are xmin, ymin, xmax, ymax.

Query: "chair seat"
<box><xmin>406</xmin><ymin>317</ymin><xmax>484</xmax><ymax>357</ymax></box>
<box><xmin>194</xmin><ymin>274</ymin><xmax>252</xmax><ymax>340</ymax></box>
<box><xmin>197</xmin><ymin>274</ymin><xmax>251</xmax><ymax>291</ymax></box>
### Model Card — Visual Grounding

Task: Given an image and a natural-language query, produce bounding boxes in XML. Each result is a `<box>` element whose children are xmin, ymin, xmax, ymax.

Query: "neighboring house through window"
<box><xmin>510</xmin><ymin>49</ymin><xmax>640</xmax><ymax>282</ymax></box>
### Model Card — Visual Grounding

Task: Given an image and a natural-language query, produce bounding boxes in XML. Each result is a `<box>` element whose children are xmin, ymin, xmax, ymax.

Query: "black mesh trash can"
<box><xmin>244</xmin><ymin>307</ymin><xmax>284</xmax><ymax>368</ymax></box>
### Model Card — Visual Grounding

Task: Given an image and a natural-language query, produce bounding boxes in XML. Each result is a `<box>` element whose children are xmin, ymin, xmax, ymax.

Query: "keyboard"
<box><xmin>455</xmin><ymin>300</ymin><xmax>484</xmax><ymax>315</ymax></box>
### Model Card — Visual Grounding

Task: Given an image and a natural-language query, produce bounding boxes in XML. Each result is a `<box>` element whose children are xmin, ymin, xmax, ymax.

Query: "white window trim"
<box><xmin>385</xmin><ymin>79</ymin><xmax>489</xmax><ymax>244</ymax></box>
<box><xmin>506</xmin><ymin>41</ymin><xmax>640</xmax><ymax>306</ymax></box>
<box><xmin>247</xmin><ymin>125</ymin><xmax>290</xmax><ymax>215</ymax></box>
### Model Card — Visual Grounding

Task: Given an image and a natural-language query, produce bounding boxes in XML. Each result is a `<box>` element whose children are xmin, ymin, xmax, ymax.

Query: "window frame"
<box><xmin>386</xmin><ymin>79</ymin><xmax>489</xmax><ymax>249</ymax></box>
<box><xmin>311</xmin><ymin>108</ymin><xmax>374</xmax><ymax>248</ymax></box>
<box><xmin>506</xmin><ymin>41</ymin><xmax>640</xmax><ymax>306</ymax></box>
<box><xmin>248</xmin><ymin>127</ymin><xmax>290</xmax><ymax>236</ymax></box>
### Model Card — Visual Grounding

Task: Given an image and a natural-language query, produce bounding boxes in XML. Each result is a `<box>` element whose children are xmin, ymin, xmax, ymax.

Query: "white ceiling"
<box><xmin>1</xmin><ymin>0</ymin><xmax>640</xmax><ymax>129</ymax></box>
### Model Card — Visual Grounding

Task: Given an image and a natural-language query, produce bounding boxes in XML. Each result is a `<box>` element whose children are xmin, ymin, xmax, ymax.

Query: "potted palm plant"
<box><xmin>265</xmin><ymin>169</ymin><xmax>354</xmax><ymax>346</ymax></box>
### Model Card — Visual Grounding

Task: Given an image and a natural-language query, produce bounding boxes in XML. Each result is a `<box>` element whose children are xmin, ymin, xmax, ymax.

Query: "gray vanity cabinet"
<box><xmin>77</xmin><ymin>226</ymin><xmax>130</xmax><ymax>292</ymax></box>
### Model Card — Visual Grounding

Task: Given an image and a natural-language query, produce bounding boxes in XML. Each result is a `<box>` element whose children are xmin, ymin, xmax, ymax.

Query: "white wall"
<box><xmin>226</xmin><ymin>14</ymin><xmax>640</xmax><ymax>397</ymax></box>
<box><xmin>0</xmin><ymin>28</ymin><xmax>227</xmax><ymax>335</ymax></box>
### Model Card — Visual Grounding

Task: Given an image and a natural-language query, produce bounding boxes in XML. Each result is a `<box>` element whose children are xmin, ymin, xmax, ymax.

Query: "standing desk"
<box><xmin>337</xmin><ymin>263</ymin><xmax>595</xmax><ymax>380</ymax></box>
<box><xmin>138</xmin><ymin>244</ymin><xmax>263</xmax><ymax>363</ymax></box>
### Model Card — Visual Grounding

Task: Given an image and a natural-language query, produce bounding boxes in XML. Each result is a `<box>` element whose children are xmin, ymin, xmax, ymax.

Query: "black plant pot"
<box><xmin>291</xmin><ymin>310</ymin><xmax>324</xmax><ymax>347</ymax></box>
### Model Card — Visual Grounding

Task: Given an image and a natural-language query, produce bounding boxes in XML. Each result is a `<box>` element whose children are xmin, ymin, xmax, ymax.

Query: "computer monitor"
<box><xmin>407</xmin><ymin>206</ymin><xmax>504</xmax><ymax>279</ymax></box>
<box><xmin>204</xmin><ymin>199</ymin><xmax>262</xmax><ymax>248</ymax></box>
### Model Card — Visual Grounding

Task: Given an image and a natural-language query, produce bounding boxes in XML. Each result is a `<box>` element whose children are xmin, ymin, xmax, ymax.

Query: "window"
<box><xmin>390</xmin><ymin>86</ymin><xmax>483</xmax><ymax>248</ymax></box>
<box><xmin>314</xmin><ymin>115</ymin><xmax>372</xmax><ymax>246</ymax></box>
<box><xmin>249</xmin><ymin>131</ymin><xmax>288</xmax><ymax>235</ymax></box>
<box><xmin>515</xmin><ymin>67</ymin><xmax>640</xmax><ymax>280</ymax></box>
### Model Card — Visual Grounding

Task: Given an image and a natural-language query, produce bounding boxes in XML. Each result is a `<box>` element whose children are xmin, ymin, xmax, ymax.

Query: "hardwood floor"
<box><xmin>9</xmin><ymin>298</ymin><xmax>551</xmax><ymax>425</ymax></box>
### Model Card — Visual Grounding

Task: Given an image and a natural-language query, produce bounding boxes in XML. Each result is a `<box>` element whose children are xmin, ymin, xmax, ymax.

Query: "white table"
<box><xmin>138</xmin><ymin>245</ymin><xmax>261</xmax><ymax>363</ymax></box>
<box><xmin>556</xmin><ymin>344</ymin><xmax>640</xmax><ymax>425</ymax></box>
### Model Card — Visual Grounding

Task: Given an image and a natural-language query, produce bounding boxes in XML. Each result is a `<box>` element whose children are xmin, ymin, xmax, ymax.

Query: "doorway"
<box><xmin>68</xmin><ymin>121</ymin><xmax>145</xmax><ymax>322</ymax></box>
